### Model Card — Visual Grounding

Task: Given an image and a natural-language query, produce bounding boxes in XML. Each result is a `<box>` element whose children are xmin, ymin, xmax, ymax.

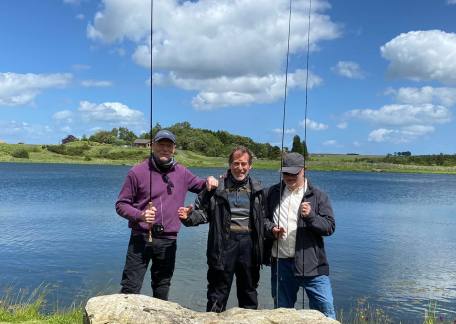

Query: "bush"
<box><xmin>11</xmin><ymin>149</ymin><xmax>30</xmax><ymax>159</ymax></box>
<box><xmin>46</xmin><ymin>145</ymin><xmax>66</xmax><ymax>155</ymax></box>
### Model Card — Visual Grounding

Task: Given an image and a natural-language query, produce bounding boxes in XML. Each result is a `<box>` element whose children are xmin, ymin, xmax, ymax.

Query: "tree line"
<box><xmin>61</xmin><ymin>123</ymin><xmax>309</xmax><ymax>160</ymax></box>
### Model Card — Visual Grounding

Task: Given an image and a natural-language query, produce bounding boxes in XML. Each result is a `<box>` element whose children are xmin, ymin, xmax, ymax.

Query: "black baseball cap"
<box><xmin>281</xmin><ymin>152</ymin><xmax>304</xmax><ymax>174</ymax></box>
<box><xmin>153</xmin><ymin>129</ymin><xmax>176</xmax><ymax>144</ymax></box>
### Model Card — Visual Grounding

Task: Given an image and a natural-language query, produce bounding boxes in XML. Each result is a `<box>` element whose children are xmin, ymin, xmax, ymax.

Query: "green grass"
<box><xmin>1</xmin><ymin>142</ymin><xmax>456</xmax><ymax>174</ymax></box>
<box><xmin>1</xmin><ymin>289</ymin><xmax>454</xmax><ymax>324</ymax></box>
<box><xmin>0</xmin><ymin>287</ymin><xmax>82</xmax><ymax>324</ymax></box>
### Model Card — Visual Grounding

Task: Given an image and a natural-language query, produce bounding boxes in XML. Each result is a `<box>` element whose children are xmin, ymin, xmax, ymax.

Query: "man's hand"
<box><xmin>206</xmin><ymin>176</ymin><xmax>219</xmax><ymax>191</ymax></box>
<box><xmin>178</xmin><ymin>205</ymin><xmax>193</xmax><ymax>220</ymax></box>
<box><xmin>272</xmin><ymin>226</ymin><xmax>286</xmax><ymax>240</ymax></box>
<box><xmin>300</xmin><ymin>202</ymin><xmax>311</xmax><ymax>217</ymax></box>
<box><xmin>141</xmin><ymin>206</ymin><xmax>156</xmax><ymax>224</ymax></box>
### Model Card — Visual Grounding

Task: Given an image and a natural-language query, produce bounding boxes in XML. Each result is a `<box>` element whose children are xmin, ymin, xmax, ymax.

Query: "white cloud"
<box><xmin>381</xmin><ymin>30</ymin><xmax>456</xmax><ymax>84</ymax></box>
<box><xmin>368</xmin><ymin>128</ymin><xmax>395</xmax><ymax>143</ymax></box>
<box><xmin>53</xmin><ymin>110</ymin><xmax>74</xmax><ymax>123</ymax></box>
<box><xmin>299</xmin><ymin>118</ymin><xmax>328</xmax><ymax>130</ymax></box>
<box><xmin>88</xmin><ymin>0</ymin><xmax>340</xmax><ymax>108</ymax></box>
<box><xmin>0</xmin><ymin>72</ymin><xmax>72</xmax><ymax>106</ymax></box>
<box><xmin>53</xmin><ymin>101</ymin><xmax>146</xmax><ymax>134</ymax></box>
<box><xmin>60</xmin><ymin>126</ymin><xmax>73</xmax><ymax>133</ymax></box>
<box><xmin>77</xmin><ymin>101</ymin><xmax>144</xmax><ymax>125</ymax></box>
<box><xmin>387</xmin><ymin>86</ymin><xmax>456</xmax><ymax>107</ymax></box>
<box><xmin>87</xmin><ymin>0</ymin><xmax>150</xmax><ymax>43</ymax></box>
<box><xmin>368</xmin><ymin>125</ymin><xmax>434</xmax><ymax>143</ymax></box>
<box><xmin>81</xmin><ymin>80</ymin><xmax>113</xmax><ymax>87</ymax></box>
<box><xmin>337</xmin><ymin>121</ymin><xmax>348</xmax><ymax>129</ymax></box>
<box><xmin>272</xmin><ymin>128</ymin><xmax>296</xmax><ymax>134</ymax></box>
<box><xmin>348</xmin><ymin>104</ymin><xmax>451</xmax><ymax>126</ymax></box>
<box><xmin>447</xmin><ymin>0</ymin><xmax>456</xmax><ymax>5</ymax></box>
<box><xmin>323</xmin><ymin>139</ymin><xmax>337</xmax><ymax>146</ymax></box>
<box><xmin>332</xmin><ymin>61</ymin><xmax>365</xmax><ymax>79</ymax></box>
<box><xmin>155</xmin><ymin>69</ymin><xmax>322</xmax><ymax>110</ymax></box>
<box><xmin>0</xmin><ymin>121</ymin><xmax>53</xmax><ymax>139</ymax></box>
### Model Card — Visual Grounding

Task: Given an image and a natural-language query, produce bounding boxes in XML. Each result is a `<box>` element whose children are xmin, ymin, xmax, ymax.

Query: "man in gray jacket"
<box><xmin>264</xmin><ymin>152</ymin><xmax>336</xmax><ymax>319</ymax></box>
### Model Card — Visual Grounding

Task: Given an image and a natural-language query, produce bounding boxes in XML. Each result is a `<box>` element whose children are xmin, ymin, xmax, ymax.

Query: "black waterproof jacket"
<box><xmin>263</xmin><ymin>181</ymin><xmax>335</xmax><ymax>277</ymax></box>
<box><xmin>181</xmin><ymin>175</ymin><xmax>265</xmax><ymax>270</ymax></box>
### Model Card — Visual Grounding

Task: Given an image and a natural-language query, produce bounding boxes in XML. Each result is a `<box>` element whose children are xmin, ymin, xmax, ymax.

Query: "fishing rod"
<box><xmin>147</xmin><ymin>0</ymin><xmax>154</xmax><ymax>244</ymax></box>
<box><xmin>276</xmin><ymin>0</ymin><xmax>312</xmax><ymax>309</ymax></box>
<box><xmin>276</xmin><ymin>0</ymin><xmax>293</xmax><ymax>308</ymax></box>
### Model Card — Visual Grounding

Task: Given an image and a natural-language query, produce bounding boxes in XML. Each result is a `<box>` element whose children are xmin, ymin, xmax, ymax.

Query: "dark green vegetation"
<box><xmin>1</xmin><ymin>123</ymin><xmax>456</xmax><ymax>174</ymax></box>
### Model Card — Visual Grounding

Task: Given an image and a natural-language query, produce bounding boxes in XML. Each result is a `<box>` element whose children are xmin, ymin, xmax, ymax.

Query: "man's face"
<box><xmin>229</xmin><ymin>151</ymin><xmax>252</xmax><ymax>181</ymax></box>
<box><xmin>282</xmin><ymin>168</ymin><xmax>305</xmax><ymax>190</ymax></box>
<box><xmin>152</xmin><ymin>139</ymin><xmax>176</xmax><ymax>162</ymax></box>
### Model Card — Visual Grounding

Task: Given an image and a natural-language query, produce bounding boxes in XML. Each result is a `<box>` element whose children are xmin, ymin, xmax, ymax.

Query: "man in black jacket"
<box><xmin>264</xmin><ymin>152</ymin><xmax>336</xmax><ymax>319</ymax></box>
<box><xmin>178</xmin><ymin>146</ymin><xmax>265</xmax><ymax>313</ymax></box>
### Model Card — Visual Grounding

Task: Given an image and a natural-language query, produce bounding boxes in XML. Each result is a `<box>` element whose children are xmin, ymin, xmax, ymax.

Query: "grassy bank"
<box><xmin>0</xmin><ymin>295</ymin><xmax>82</xmax><ymax>324</ymax></box>
<box><xmin>1</xmin><ymin>296</ymin><xmax>453</xmax><ymax>324</ymax></box>
<box><xmin>1</xmin><ymin>142</ymin><xmax>456</xmax><ymax>174</ymax></box>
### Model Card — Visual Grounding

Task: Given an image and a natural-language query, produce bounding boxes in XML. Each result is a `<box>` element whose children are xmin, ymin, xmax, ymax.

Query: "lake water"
<box><xmin>0</xmin><ymin>162</ymin><xmax>455</xmax><ymax>323</ymax></box>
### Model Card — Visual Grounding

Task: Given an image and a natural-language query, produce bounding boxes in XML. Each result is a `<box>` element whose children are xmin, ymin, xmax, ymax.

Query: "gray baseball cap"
<box><xmin>281</xmin><ymin>152</ymin><xmax>304</xmax><ymax>174</ymax></box>
<box><xmin>153</xmin><ymin>129</ymin><xmax>176</xmax><ymax>144</ymax></box>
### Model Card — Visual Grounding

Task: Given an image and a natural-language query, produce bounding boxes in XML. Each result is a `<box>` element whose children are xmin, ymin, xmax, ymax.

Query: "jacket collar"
<box><xmin>214</xmin><ymin>172</ymin><xmax>262</xmax><ymax>197</ymax></box>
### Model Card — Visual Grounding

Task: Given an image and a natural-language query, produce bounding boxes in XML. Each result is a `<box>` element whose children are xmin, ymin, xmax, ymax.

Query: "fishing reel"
<box><xmin>152</xmin><ymin>223</ymin><xmax>164</xmax><ymax>236</ymax></box>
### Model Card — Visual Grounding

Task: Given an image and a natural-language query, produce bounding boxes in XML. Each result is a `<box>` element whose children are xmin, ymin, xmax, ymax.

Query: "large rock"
<box><xmin>84</xmin><ymin>294</ymin><xmax>339</xmax><ymax>324</ymax></box>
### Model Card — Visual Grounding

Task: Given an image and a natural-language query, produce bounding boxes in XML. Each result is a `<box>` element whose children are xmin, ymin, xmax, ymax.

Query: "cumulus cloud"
<box><xmin>447</xmin><ymin>0</ymin><xmax>456</xmax><ymax>4</ymax></box>
<box><xmin>151</xmin><ymin>69</ymin><xmax>322</xmax><ymax>110</ymax></box>
<box><xmin>386</xmin><ymin>86</ymin><xmax>456</xmax><ymax>107</ymax></box>
<box><xmin>347</xmin><ymin>102</ymin><xmax>452</xmax><ymax>144</ymax></box>
<box><xmin>332</xmin><ymin>61</ymin><xmax>365</xmax><ymax>79</ymax></box>
<box><xmin>348</xmin><ymin>104</ymin><xmax>451</xmax><ymax>126</ymax></box>
<box><xmin>272</xmin><ymin>128</ymin><xmax>296</xmax><ymax>134</ymax></box>
<box><xmin>337</xmin><ymin>121</ymin><xmax>348</xmax><ymax>129</ymax></box>
<box><xmin>323</xmin><ymin>139</ymin><xmax>337</xmax><ymax>146</ymax></box>
<box><xmin>299</xmin><ymin>118</ymin><xmax>328</xmax><ymax>130</ymax></box>
<box><xmin>53</xmin><ymin>110</ymin><xmax>74</xmax><ymax>123</ymax></box>
<box><xmin>88</xmin><ymin>0</ymin><xmax>340</xmax><ymax>108</ymax></box>
<box><xmin>0</xmin><ymin>120</ymin><xmax>53</xmax><ymax>140</ymax></box>
<box><xmin>368</xmin><ymin>125</ymin><xmax>434</xmax><ymax>143</ymax></box>
<box><xmin>81</xmin><ymin>80</ymin><xmax>113</xmax><ymax>87</ymax></box>
<box><xmin>77</xmin><ymin>101</ymin><xmax>144</xmax><ymax>125</ymax></box>
<box><xmin>381</xmin><ymin>30</ymin><xmax>456</xmax><ymax>84</ymax></box>
<box><xmin>0</xmin><ymin>72</ymin><xmax>72</xmax><ymax>106</ymax></box>
<box><xmin>53</xmin><ymin>101</ymin><xmax>145</xmax><ymax>135</ymax></box>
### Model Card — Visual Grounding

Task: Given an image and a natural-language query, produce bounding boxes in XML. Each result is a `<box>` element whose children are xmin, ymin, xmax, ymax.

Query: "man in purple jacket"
<box><xmin>116</xmin><ymin>129</ymin><xmax>218</xmax><ymax>300</ymax></box>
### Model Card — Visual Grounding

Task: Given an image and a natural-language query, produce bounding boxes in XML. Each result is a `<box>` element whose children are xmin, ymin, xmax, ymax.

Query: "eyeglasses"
<box><xmin>162</xmin><ymin>174</ymin><xmax>174</xmax><ymax>194</ymax></box>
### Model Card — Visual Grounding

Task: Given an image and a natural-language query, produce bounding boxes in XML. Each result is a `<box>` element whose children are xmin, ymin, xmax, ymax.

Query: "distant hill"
<box><xmin>141</xmin><ymin>122</ymin><xmax>283</xmax><ymax>160</ymax></box>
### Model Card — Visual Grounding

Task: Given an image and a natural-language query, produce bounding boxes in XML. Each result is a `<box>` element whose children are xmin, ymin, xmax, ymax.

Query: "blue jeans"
<box><xmin>271</xmin><ymin>258</ymin><xmax>336</xmax><ymax>319</ymax></box>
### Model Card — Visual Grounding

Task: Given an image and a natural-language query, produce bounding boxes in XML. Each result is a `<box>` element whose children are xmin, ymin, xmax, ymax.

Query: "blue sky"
<box><xmin>1</xmin><ymin>0</ymin><xmax>456</xmax><ymax>155</ymax></box>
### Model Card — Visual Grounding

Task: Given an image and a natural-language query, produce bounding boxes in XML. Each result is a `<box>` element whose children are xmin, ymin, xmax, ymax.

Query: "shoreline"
<box><xmin>2</xmin><ymin>158</ymin><xmax>456</xmax><ymax>175</ymax></box>
<box><xmin>2</xmin><ymin>143</ymin><xmax>456</xmax><ymax>174</ymax></box>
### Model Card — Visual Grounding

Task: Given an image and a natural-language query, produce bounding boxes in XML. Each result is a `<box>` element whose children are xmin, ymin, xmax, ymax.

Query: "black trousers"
<box><xmin>120</xmin><ymin>234</ymin><xmax>176</xmax><ymax>300</ymax></box>
<box><xmin>206</xmin><ymin>232</ymin><xmax>259</xmax><ymax>312</ymax></box>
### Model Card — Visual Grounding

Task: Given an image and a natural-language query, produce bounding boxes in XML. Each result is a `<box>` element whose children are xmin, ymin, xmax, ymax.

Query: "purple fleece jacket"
<box><xmin>115</xmin><ymin>159</ymin><xmax>205</xmax><ymax>238</ymax></box>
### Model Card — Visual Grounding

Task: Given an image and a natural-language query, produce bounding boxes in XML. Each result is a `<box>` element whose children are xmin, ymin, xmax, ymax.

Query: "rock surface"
<box><xmin>84</xmin><ymin>294</ymin><xmax>339</xmax><ymax>324</ymax></box>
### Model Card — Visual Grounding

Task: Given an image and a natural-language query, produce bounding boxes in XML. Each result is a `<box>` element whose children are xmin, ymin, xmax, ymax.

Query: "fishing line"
<box><xmin>276</xmin><ymin>0</ymin><xmax>293</xmax><ymax>308</ymax></box>
<box><xmin>148</xmin><ymin>0</ymin><xmax>154</xmax><ymax>243</ymax></box>
<box><xmin>302</xmin><ymin>0</ymin><xmax>312</xmax><ymax>309</ymax></box>
<box><xmin>276</xmin><ymin>0</ymin><xmax>312</xmax><ymax>309</ymax></box>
